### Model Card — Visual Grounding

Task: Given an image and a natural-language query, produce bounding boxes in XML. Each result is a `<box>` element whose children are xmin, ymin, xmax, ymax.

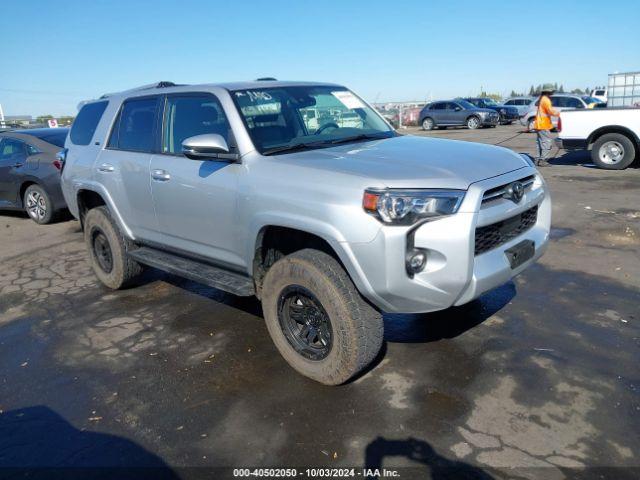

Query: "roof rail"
<box><xmin>100</xmin><ymin>81</ymin><xmax>183</xmax><ymax>99</ymax></box>
<box><xmin>255</xmin><ymin>77</ymin><xmax>277</xmax><ymax>81</ymax></box>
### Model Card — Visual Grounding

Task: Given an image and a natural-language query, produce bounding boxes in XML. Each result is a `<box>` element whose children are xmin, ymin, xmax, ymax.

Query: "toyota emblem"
<box><xmin>505</xmin><ymin>181</ymin><xmax>525</xmax><ymax>203</ymax></box>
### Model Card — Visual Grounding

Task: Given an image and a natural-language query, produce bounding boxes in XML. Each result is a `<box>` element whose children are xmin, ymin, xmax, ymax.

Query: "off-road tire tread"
<box><xmin>261</xmin><ymin>249</ymin><xmax>383</xmax><ymax>385</ymax></box>
<box><xmin>84</xmin><ymin>206</ymin><xmax>143</xmax><ymax>289</ymax></box>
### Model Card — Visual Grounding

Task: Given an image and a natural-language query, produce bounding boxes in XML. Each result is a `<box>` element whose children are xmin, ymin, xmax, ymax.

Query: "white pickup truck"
<box><xmin>558</xmin><ymin>107</ymin><xmax>640</xmax><ymax>170</ymax></box>
<box><xmin>557</xmin><ymin>107</ymin><xmax>640</xmax><ymax>169</ymax></box>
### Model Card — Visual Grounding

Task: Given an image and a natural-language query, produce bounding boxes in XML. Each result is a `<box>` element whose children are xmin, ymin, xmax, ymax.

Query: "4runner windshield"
<box><xmin>231</xmin><ymin>86</ymin><xmax>395</xmax><ymax>155</ymax></box>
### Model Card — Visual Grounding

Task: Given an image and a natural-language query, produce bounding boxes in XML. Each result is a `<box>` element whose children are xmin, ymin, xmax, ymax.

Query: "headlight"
<box><xmin>363</xmin><ymin>189</ymin><xmax>465</xmax><ymax>225</ymax></box>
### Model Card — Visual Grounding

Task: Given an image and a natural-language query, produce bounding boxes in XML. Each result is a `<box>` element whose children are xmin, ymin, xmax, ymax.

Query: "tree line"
<box><xmin>509</xmin><ymin>83</ymin><xmax>606</xmax><ymax>98</ymax></box>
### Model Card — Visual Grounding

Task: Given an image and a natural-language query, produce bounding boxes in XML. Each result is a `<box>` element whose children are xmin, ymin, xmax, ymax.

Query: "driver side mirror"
<box><xmin>182</xmin><ymin>134</ymin><xmax>239</xmax><ymax>162</ymax></box>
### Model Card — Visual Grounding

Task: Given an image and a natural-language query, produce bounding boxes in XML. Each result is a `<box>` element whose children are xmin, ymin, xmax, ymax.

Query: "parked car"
<box><xmin>503</xmin><ymin>97</ymin><xmax>536</xmax><ymax>116</ymax></box>
<box><xmin>520</xmin><ymin>94</ymin><xmax>604</xmax><ymax>131</ymax></box>
<box><xmin>419</xmin><ymin>100</ymin><xmax>500</xmax><ymax>130</ymax></box>
<box><xmin>557</xmin><ymin>107</ymin><xmax>639</xmax><ymax>169</ymax></box>
<box><xmin>461</xmin><ymin>98</ymin><xmax>520</xmax><ymax>124</ymax></box>
<box><xmin>590</xmin><ymin>88</ymin><xmax>607</xmax><ymax>103</ymax></box>
<box><xmin>377</xmin><ymin>108</ymin><xmax>399</xmax><ymax>128</ymax></box>
<box><xmin>61</xmin><ymin>80</ymin><xmax>550</xmax><ymax>385</ymax></box>
<box><xmin>0</xmin><ymin>128</ymin><xmax>69</xmax><ymax>224</ymax></box>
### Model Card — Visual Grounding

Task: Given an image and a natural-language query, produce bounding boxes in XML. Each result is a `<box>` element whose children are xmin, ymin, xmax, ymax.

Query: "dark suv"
<box><xmin>419</xmin><ymin>100</ymin><xmax>499</xmax><ymax>130</ymax></box>
<box><xmin>462</xmin><ymin>98</ymin><xmax>519</xmax><ymax>125</ymax></box>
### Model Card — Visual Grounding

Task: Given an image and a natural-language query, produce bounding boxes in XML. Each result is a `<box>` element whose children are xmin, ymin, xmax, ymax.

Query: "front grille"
<box><xmin>475</xmin><ymin>206</ymin><xmax>538</xmax><ymax>255</ymax></box>
<box><xmin>482</xmin><ymin>175</ymin><xmax>535</xmax><ymax>204</ymax></box>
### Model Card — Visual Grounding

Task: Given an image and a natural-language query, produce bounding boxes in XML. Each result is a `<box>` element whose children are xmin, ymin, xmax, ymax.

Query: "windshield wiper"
<box><xmin>262</xmin><ymin>141</ymin><xmax>329</xmax><ymax>156</ymax></box>
<box><xmin>262</xmin><ymin>133</ymin><xmax>392</xmax><ymax>155</ymax></box>
<box><xmin>328</xmin><ymin>133</ymin><xmax>391</xmax><ymax>145</ymax></box>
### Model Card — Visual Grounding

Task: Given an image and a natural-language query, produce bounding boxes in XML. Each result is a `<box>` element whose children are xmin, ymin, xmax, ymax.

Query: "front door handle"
<box><xmin>151</xmin><ymin>169</ymin><xmax>171</xmax><ymax>182</ymax></box>
<box><xmin>98</xmin><ymin>163</ymin><xmax>115</xmax><ymax>173</ymax></box>
<box><xmin>12</xmin><ymin>162</ymin><xmax>23</xmax><ymax>168</ymax></box>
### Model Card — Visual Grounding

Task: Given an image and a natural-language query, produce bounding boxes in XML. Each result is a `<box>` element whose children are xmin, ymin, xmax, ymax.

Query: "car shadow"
<box><xmin>383</xmin><ymin>282</ymin><xmax>515</xmax><ymax>343</ymax></box>
<box><xmin>140</xmin><ymin>270</ymin><xmax>514</xmax><ymax>345</ymax></box>
<box><xmin>364</xmin><ymin>436</ymin><xmax>494</xmax><ymax>479</ymax></box>
<box><xmin>0</xmin><ymin>208</ymin><xmax>74</xmax><ymax>224</ymax></box>
<box><xmin>0</xmin><ymin>406</ymin><xmax>179</xmax><ymax>480</ymax></box>
<box><xmin>550</xmin><ymin>149</ymin><xmax>592</xmax><ymax>166</ymax></box>
<box><xmin>0</xmin><ymin>210</ymin><xmax>29</xmax><ymax>219</ymax></box>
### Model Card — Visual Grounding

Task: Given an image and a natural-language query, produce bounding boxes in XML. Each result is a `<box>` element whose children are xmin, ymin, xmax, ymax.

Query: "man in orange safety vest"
<box><xmin>533</xmin><ymin>89</ymin><xmax>560</xmax><ymax>167</ymax></box>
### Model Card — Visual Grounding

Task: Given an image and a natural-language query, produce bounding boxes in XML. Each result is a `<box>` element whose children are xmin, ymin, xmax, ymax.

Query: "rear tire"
<box><xmin>261</xmin><ymin>249</ymin><xmax>383</xmax><ymax>385</ymax></box>
<box><xmin>24</xmin><ymin>184</ymin><xmax>54</xmax><ymax>224</ymax></box>
<box><xmin>84</xmin><ymin>206</ymin><xmax>143</xmax><ymax>289</ymax></box>
<box><xmin>591</xmin><ymin>133</ymin><xmax>636</xmax><ymax>170</ymax></box>
<box><xmin>421</xmin><ymin>117</ymin><xmax>435</xmax><ymax>131</ymax></box>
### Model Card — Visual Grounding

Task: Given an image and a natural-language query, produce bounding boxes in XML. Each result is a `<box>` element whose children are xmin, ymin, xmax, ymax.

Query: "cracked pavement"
<box><xmin>1</xmin><ymin>125</ymin><xmax>639</xmax><ymax>479</ymax></box>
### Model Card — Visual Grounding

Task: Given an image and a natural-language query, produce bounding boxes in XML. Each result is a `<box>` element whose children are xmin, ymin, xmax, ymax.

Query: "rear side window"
<box><xmin>108</xmin><ymin>97</ymin><xmax>160</xmax><ymax>152</ymax></box>
<box><xmin>70</xmin><ymin>101</ymin><xmax>108</xmax><ymax>145</ymax></box>
<box><xmin>0</xmin><ymin>138</ymin><xmax>27</xmax><ymax>159</ymax></box>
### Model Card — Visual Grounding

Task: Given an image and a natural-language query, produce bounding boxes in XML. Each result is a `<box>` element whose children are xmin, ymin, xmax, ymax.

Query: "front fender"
<box><xmin>246</xmin><ymin>212</ymin><xmax>379</xmax><ymax>305</ymax></box>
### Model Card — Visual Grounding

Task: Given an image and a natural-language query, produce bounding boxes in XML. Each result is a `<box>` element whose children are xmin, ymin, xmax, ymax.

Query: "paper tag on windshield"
<box><xmin>332</xmin><ymin>91</ymin><xmax>365</xmax><ymax>109</ymax></box>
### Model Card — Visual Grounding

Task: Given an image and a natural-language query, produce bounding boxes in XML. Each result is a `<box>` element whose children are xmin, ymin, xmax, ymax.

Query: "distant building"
<box><xmin>608</xmin><ymin>71</ymin><xmax>640</xmax><ymax>107</ymax></box>
<box><xmin>5</xmin><ymin>115</ymin><xmax>33</xmax><ymax>125</ymax></box>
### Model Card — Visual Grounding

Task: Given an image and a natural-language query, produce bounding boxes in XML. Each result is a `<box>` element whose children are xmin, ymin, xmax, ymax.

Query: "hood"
<box><xmin>269</xmin><ymin>135</ymin><xmax>528</xmax><ymax>190</ymax></box>
<box><xmin>498</xmin><ymin>105</ymin><xmax>519</xmax><ymax>112</ymax></box>
<box><xmin>469</xmin><ymin>107</ymin><xmax>498</xmax><ymax>115</ymax></box>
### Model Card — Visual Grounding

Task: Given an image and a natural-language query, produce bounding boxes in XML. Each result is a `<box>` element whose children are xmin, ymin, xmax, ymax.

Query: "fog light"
<box><xmin>406</xmin><ymin>250</ymin><xmax>427</xmax><ymax>275</ymax></box>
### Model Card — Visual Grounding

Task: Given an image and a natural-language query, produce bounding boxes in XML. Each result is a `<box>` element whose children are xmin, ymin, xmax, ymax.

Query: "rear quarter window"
<box><xmin>70</xmin><ymin>101</ymin><xmax>108</xmax><ymax>146</ymax></box>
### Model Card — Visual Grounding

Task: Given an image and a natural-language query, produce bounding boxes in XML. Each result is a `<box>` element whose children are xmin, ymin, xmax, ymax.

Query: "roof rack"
<box><xmin>255</xmin><ymin>77</ymin><xmax>277</xmax><ymax>81</ymax></box>
<box><xmin>100</xmin><ymin>81</ymin><xmax>183</xmax><ymax>99</ymax></box>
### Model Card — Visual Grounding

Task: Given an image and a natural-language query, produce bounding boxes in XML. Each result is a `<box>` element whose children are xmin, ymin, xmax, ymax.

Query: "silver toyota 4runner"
<box><xmin>61</xmin><ymin>80</ymin><xmax>551</xmax><ymax>385</ymax></box>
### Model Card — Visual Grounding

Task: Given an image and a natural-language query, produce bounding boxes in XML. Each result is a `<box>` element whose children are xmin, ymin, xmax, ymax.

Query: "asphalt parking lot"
<box><xmin>1</xmin><ymin>124</ymin><xmax>639</xmax><ymax>478</ymax></box>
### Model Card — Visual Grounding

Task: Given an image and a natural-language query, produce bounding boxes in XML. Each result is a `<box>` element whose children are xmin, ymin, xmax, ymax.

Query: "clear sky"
<box><xmin>1</xmin><ymin>0</ymin><xmax>638</xmax><ymax>116</ymax></box>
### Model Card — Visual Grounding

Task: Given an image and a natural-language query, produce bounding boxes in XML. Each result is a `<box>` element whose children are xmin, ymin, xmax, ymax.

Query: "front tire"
<box><xmin>591</xmin><ymin>133</ymin><xmax>636</xmax><ymax>170</ymax></box>
<box><xmin>466</xmin><ymin>116</ymin><xmax>481</xmax><ymax>129</ymax></box>
<box><xmin>261</xmin><ymin>249</ymin><xmax>383</xmax><ymax>385</ymax></box>
<box><xmin>24</xmin><ymin>184</ymin><xmax>54</xmax><ymax>224</ymax></box>
<box><xmin>84</xmin><ymin>206</ymin><xmax>143</xmax><ymax>289</ymax></box>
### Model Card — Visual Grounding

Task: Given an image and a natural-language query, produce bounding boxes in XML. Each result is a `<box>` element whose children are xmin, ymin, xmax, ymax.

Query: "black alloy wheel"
<box><xmin>92</xmin><ymin>228</ymin><xmax>114</xmax><ymax>274</ymax></box>
<box><xmin>277</xmin><ymin>285</ymin><xmax>333</xmax><ymax>361</ymax></box>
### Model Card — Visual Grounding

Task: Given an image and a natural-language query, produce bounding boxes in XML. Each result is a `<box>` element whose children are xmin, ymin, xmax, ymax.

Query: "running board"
<box><xmin>128</xmin><ymin>247</ymin><xmax>254</xmax><ymax>296</ymax></box>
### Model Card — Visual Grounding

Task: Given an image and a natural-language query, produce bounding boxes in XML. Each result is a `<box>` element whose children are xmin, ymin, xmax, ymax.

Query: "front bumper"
<box><xmin>499</xmin><ymin>111</ymin><xmax>519</xmax><ymax>122</ymax></box>
<box><xmin>343</xmin><ymin>168</ymin><xmax>550</xmax><ymax>313</ymax></box>
<box><xmin>481</xmin><ymin>115</ymin><xmax>500</xmax><ymax>126</ymax></box>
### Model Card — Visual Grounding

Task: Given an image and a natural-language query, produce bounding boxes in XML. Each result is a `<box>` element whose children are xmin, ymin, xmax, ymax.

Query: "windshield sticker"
<box><xmin>332</xmin><ymin>91</ymin><xmax>365</xmax><ymax>110</ymax></box>
<box><xmin>236</xmin><ymin>91</ymin><xmax>273</xmax><ymax>102</ymax></box>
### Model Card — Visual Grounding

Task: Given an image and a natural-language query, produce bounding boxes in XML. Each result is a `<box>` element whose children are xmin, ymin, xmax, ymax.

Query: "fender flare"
<box><xmin>246</xmin><ymin>212</ymin><xmax>377</xmax><ymax>302</ymax></box>
<box><xmin>72</xmin><ymin>180</ymin><xmax>135</xmax><ymax>240</ymax></box>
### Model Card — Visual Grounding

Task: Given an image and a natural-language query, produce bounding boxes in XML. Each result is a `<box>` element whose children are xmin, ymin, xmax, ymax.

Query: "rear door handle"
<box><xmin>98</xmin><ymin>163</ymin><xmax>115</xmax><ymax>173</ymax></box>
<box><xmin>151</xmin><ymin>169</ymin><xmax>171</xmax><ymax>182</ymax></box>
